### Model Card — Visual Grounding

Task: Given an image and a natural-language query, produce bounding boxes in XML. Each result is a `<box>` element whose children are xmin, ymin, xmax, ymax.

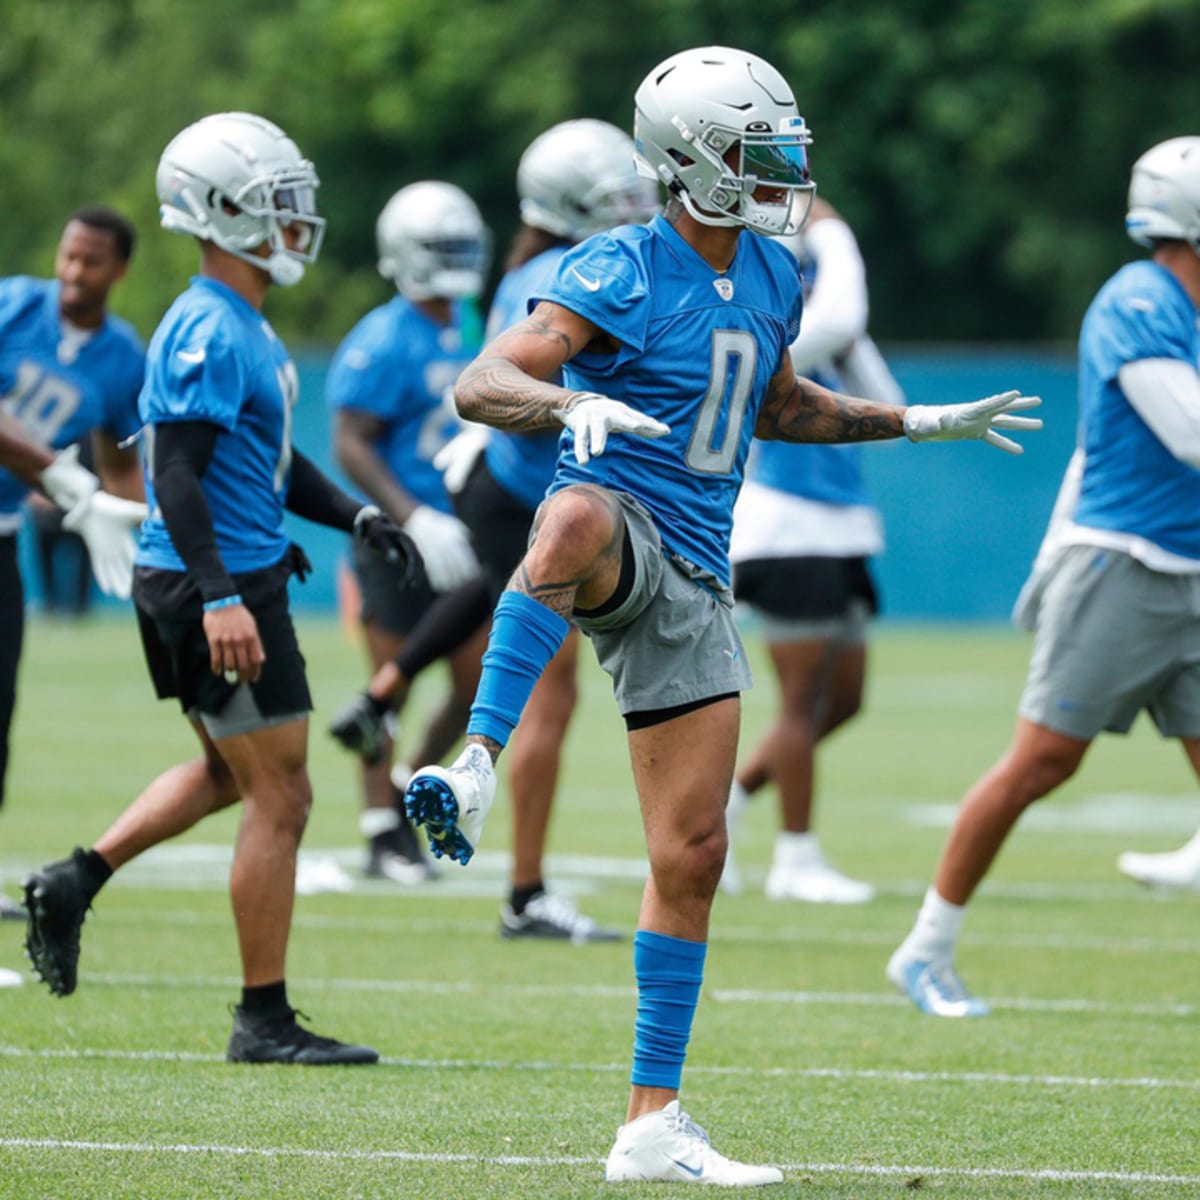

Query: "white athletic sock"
<box><xmin>1174</xmin><ymin>828</ymin><xmax>1200</xmax><ymax>865</ymax></box>
<box><xmin>771</xmin><ymin>831</ymin><xmax>823</xmax><ymax>870</ymax></box>
<box><xmin>902</xmin><ymin>886</ymin><xmax>967</xmax><ymax>961</ymax></box>
<box><xmin>360</xmin><ymin>807</ymin><xmax>401</xmax><ymax>840</ymax></box>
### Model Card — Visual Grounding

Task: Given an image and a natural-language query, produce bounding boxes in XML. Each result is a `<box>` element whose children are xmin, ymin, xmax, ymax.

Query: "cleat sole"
<box><xmin>405</xmin><ymin>776</ymin><xmax>476</xmax><ymax>866</ymax></box>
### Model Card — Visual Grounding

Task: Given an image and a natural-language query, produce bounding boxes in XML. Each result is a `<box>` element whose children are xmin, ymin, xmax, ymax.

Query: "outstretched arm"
<box><xmin>756</xmin><ymin>354</ymin><xmax>1041</xmax><ymax>453</ymax></box>
<box><xmin>756</xmin><ymin>354</ymin><xmax>904</xmax><ymax>443</ymax></box>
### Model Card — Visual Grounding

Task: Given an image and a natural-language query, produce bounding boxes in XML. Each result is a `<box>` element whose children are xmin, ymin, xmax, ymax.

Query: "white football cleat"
<box><xmin>886</xmin><ymin>947</ymin><xmax>989</xmax><ymax>1017</ymax></box>
<box><xmin>0</xmin><ymin>967</ymin><xmax>23</xmax><ymax>989</ymax></box>
<box><xmin>1117</xmin><ymin>848</ymin><xmax>1200</xmax><ymax>892</ymax></box>
<box><xmin>764</xmin><ymin>834</ymin><xmax>875</xmax><ymax>904</ymax></box>
<box><xmin>404</xmin><ymin>743</ymin><xmax>496</xmax><ymax>866</ymax></box>
<box><xmin>765</xmin><ymin>860</ymin><xmax>876</xmax><ymax>904</ymax></box>
<box><xmin>604</xmin><ymin>1100</ymin><xmax>782</xmax><ymax>1187</ymax></box>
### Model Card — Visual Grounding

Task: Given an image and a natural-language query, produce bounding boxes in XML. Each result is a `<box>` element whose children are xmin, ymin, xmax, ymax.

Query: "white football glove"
<box><xmin>902</xmin><ymin>390</ymin><xmax>1043</xmax><ymax>455</ymax></box>
<box><xmin>39</xmin><ymin>444</ymin><xmax>100</xmax><ymax>511</ymax></box>
<box><xmin>62</xmin><ymin>490</ymin><xmax>148</xmax><ymax>600</ymax></box>
<box><xmin>404</xmin><ymin>504</ymin><xmax>478</xmax><ymax>591</ymax></box>
<box><xmin>433</xmin><ymin>423</ymin><xmax>490</xmax><ymax>495</ymax></box>
<box><xmin>552</xmin><ymin>392</ymin><xmax>671</xmax><ymax>465</ymax></box>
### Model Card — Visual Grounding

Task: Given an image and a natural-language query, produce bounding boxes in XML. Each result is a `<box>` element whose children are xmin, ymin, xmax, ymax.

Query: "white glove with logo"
<box><xmin>553</xmin><ymin>392</ymin><xmax>671</xmax><ymax>465</ymax></box>
<box><xmin>39</xmin><ymin>444</ymin><xmax>100</xmax><ymax>511</ymax></box>
<box><xmin>902</xmin><ymin>390</ymin><xmax>1043</xmax><ymax>455</ymax></box>
<box><xmin>62</xmin><ymin>491</ymin><xmax>148</xmax><ymax>600</ymax></box>
<box><xmin>433</xmin><ymin>423</ymin><xmax>491</xmax><ymax>495</ymax></box>
<box><xmin>404</xmin><ymin>504</ymin><xmax>478</xmax><ymax>591</ymax></box>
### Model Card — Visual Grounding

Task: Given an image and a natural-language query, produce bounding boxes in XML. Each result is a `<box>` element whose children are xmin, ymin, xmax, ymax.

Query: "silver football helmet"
<box><xmin>376</xmin><ymin>181</ymin><xmax>491</xmax><ymax>300</ymax></box>
<box><xmin>633</xmin><ymin>46</ymin><xmax>815</xmax><ymax>237</ymax></box>
<box><xmin>518</xmin><ymin>119</ymin><xmax>660</xmax><ymax>242</ymax></box>
<box><xmin>1126</xmin><ymin>136</ymin><xmax>1200</xmax><ymax>251</ymax></box>
<box><xmin>156</xmin><ymin>111</ymin><xmax>324</xmax><ymax>287</ymax></box>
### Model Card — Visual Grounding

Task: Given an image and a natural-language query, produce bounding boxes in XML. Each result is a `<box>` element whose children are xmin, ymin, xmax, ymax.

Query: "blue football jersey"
<box><xmin>136</xmin><ymin>277</ymin><xmax>301</xmax><ymax>574</ymax></box>
<box><xmin>0</xmin><ymin>277</ymin><xmax>144</xmax><ymax>522</ymax></box>
<box><xmin>538</xmin><ymin>214</ymin><xmax>803</xmax><ymax>584</ymax></box>
<box><xmin>326</xmin><ymin>295</ymin><xmax>478</xmax><ymax>514</ymax></box>
<box><xmin>482</xmin><ymin>246</ymin><xmax>571</xmax><ymax>511</ymax></box>
<box><xmin>1073</xmin><ymin>261</ymin><xmax>1200</xmax><ymax>559</ymax></box>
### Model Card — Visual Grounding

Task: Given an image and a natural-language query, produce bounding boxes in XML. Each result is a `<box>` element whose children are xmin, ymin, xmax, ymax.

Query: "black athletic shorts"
<box><xmin>351</xmin><ymin>538</ymin><xmax>437</xmax><ymax>637</ymax></box>
<box><xmin>733</xmin><ymin>555</ymin><xmax>879</xmax><ymax>622</ymax></box>
<box><xmin>133</xmin><ymin>552</ymin><xmax>312</xmax><ymax>726</ymax></box>
<box><xmin>453</xmin><ymin>456</ymin><xmax>537</xmax><ymax>595</ymax></box>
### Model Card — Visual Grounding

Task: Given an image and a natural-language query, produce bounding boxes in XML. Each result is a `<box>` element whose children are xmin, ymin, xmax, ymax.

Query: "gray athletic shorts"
<box><xmin>1019</xmin><ymin>544</ymin><xmax>1200</xmax><ymax>739</ymax></box>
<box><xmin>568</xmin><ymin>492</ymin><xmax>753</xmax><ymax>716</ymax></box>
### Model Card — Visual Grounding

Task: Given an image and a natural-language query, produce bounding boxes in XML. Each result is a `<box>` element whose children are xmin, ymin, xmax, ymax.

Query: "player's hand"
<box><xmin>402</xmin><ymin>504</ymin><xmax>478</xmax><ymax>591</ymax></box>
<box><xmin>354</xmin><ymin>505</ymin><xmax>421</xmax><ymax>584</ymax></box>
<box><xmin>553</xmin><ymin>392</ymin><xmax>671</xmax><ymax>464</ymax></box>
<box><xmin>39</xmin><ymin>444</ymin><xmax>100</xmax><ymax>511</ymax></box>
<box><xmin>902</xmin><ymin>391</ymin><xmax>1043</xmax><ymax>455</ymax></box>
<box><xmin>202</xmin><ymin>603</ymin><xmax>264</xmax><ymax>683</ymax></box>
<box><xmin>433</xmin><ymin>424</ymin><xmax>490</xmax><ymax>495</ymax></box>
<box><xmin>61</xmin><ymin>490</ymin><xmax>148</xmax><ymax>600</ymax></box>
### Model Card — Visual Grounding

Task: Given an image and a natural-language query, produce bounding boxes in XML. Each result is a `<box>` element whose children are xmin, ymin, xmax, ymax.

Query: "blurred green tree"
<box><xmin>2</xmin><ymin>0</ymin><xmax>1196</xmax><ymax>344</ymax></box>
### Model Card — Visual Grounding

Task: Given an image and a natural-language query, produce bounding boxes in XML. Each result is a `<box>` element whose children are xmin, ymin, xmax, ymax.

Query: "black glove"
<box><xmin>287</xmin><ymin>541</ymin><xmax>314</xmax><ymax>584</ymax></box>
<box><xmin>328</xmin><ymin>691</ymin><xmax>389</xmax><ymax>765</ymax></box>
<box><xmin>353</xmin><ymin>505</ymin><xmax>422</xmax><ymax>585</ymax></box>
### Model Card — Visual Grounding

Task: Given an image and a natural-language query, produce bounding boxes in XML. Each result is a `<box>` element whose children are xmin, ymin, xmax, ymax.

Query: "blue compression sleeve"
<box><xmin>467</xmin><ymin>591</ymin><xmax>569</xmax><ymax>747</ymax></box>
<box><xmin>631</xmin><ymin>930</ymin><xmax>707</xmax><ymax>1089</ymax></box>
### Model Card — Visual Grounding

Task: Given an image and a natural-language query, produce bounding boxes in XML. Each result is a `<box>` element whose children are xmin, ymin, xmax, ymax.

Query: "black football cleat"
<box><xmin>226</xmin><ymin>1005</ymin><xmax>379</xmax><ymax>1065</ymax></box>
<box><xmin>24</xmin><ymin>848</ymin><xmax>93</xmax><ymax>997</ymax></box>
<box><xmin>327</xmin><ymin>693</ymin><xmax>387</xmax><ymax>765</ymax></box>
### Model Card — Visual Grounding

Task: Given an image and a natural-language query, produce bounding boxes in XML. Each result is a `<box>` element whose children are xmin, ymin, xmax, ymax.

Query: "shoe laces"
<box><xmin>664</xmin><ymin>1105</ymin><xmax>712</xmax><ymax>1149</ymax></box>
<box><xmin>925</xmin><ymin>961</ymin><xmax>973</xmax><ymax>1003</ymax></box>
<box><xmin>525</xmin><ymin>891</ymin><xmax>595</xmax><ymax>936</ymax></box>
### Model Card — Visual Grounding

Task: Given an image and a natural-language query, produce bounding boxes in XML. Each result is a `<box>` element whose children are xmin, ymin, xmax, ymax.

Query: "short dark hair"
<box><xmin>66</xmin><ymin>206</ymin><xmax>137</xmax><ymax>263</ymax></box>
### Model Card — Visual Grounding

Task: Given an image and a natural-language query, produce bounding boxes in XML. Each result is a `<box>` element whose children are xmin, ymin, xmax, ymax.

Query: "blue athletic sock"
<box><xmin>467</xmin><ymin>591</ymin><xmax>569</xmax><ymax>748</ymax></box>
<box><xmin>631</xmin><ymin>930</ymin><xmax>707</xmax><ymax>1089</ymax></box>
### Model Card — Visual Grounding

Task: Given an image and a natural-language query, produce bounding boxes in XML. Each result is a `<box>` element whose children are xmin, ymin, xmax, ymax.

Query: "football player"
<box><xmin>330</xmin><ymin>120</ymin><xmax>657</xmax><ymax>941</ymax></box>
<box><xmin>23</xmin><ymin>112</ymin><xmax>416</xmax><ymax>1063</ymax></box>
<box><xmin>0</xmin><ymin>208</ymin><xmax>146</xmax><ymax>922</ymax></box>
<box><xmin>889</xmin><ymin>137</ymin><xmax>1200</xmax><ymax>1015</ymax></box>
<box><xmin>327</xmin><ymin>180</ymin><xmax>489</xmax><ymax>884</ymax></box>
<box><xmin>402</xmin><ymin>47</ymin><xmax>1039</xmax><ymax>1182</ymax></box>
<box><xmin>723</xmin><ymin>196</ymin><xmax>904</xmax><ymax>903</ymax></box>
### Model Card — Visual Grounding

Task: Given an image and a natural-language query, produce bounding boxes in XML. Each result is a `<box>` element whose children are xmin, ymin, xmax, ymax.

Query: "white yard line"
<box><xmin>1</xmin><ymin>1043</ymin><xmax>1198</xmax><ymax>1092</ymax></box>
<box><xmin>65</xmin><ymin>969</ymin><xmax>1200</xmax><ymax>1018</ymax></box>
<box><xmin>0</xmin><ymin>1137</ymin><xmax>1195</xmax><ymax>1186</ymax></box>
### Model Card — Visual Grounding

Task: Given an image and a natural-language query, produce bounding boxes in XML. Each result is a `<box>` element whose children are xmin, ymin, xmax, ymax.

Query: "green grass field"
<box><xmin>2</xmin><ymin>614</ymin><xmax>1198</xmax><ymax>1198</ymax></box>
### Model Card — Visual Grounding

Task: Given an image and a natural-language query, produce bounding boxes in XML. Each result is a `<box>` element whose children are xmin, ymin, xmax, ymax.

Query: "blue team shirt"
<box><xmin>750</xmin><ymin>247</ymin><xmax>871</xmax><ymax>508</ymax></box>
<box><xmin>483</xmin><ymin>247</ymin><xmax>571</xmax><ymax>511</ymax></box>
<box><xmin>1073</xmin><ymin>260</ymin><xmax>1200</xmax><ymax>560</ymax></box>
<box><xmin>538</xmin><ymin>214</ymin><xmax>803</xmax><ymax>584</ymax></box>
<box><xmin>136</xmin><ymin>277</ymin><xmax>300</xmax><ymax>574</ymax></box>
<box><xmin>326</xmin><ymin>295</ymin><xmax>477</xmax><ymax>514</ymax></box>
<box><xmin>0</xmin><ymin>277</ymin><xmax>144</xmax><ymax>519</ymax></box>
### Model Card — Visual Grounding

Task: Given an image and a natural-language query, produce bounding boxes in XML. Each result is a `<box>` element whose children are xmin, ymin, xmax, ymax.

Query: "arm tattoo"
<box><xmin>757</xmin><ymin>375</ymin><xmax>905</xmax><ymax>443</ymax></box>
<box><xmin>456</xmin><ymin>309</ymin><xmax>585</xmax><ymax>432</ymax></box>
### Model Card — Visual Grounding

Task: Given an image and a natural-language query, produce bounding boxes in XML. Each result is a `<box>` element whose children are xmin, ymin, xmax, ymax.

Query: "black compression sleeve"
<box><xmin>285</xmin><ymin>449</ymin><xmax>362</xmax><ymax>532</ymax></box>
<box><xmin>395</xmin><ymin>574</ymin><xmax>494</xmax><ymax>680</ymax></box>
<box><xmin>152</xmin><ymin>421</ymin><xmax>238</xmax><ymax>603</ymax></box>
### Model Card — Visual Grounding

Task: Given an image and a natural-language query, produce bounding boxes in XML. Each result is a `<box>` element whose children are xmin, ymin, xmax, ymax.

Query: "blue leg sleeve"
<box><xmin>631</xmin><ymin>930</ymin><xmax>707</xmax><ymax>1089</ymax></box>
<box><xmin>467</xmin><ymin>591</ymin><xmax>569</xmax><ymax>748</ymax></box>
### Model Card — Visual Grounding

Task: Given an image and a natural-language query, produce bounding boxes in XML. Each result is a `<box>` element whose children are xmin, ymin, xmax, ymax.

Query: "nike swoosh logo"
<box><xmin>571</xmin><ymin>268</ymin><xmax>602</xmax><ymax>293</ymax></box>
<box><xmin>177</xmin><ymin>347</ymin><xmax>206</xmax><ymax>364</ymax></box>
<box><xmin>668</xmin><ymin>1157</ymin><xmax>704</xmax><ymax>1178</ymax></box>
